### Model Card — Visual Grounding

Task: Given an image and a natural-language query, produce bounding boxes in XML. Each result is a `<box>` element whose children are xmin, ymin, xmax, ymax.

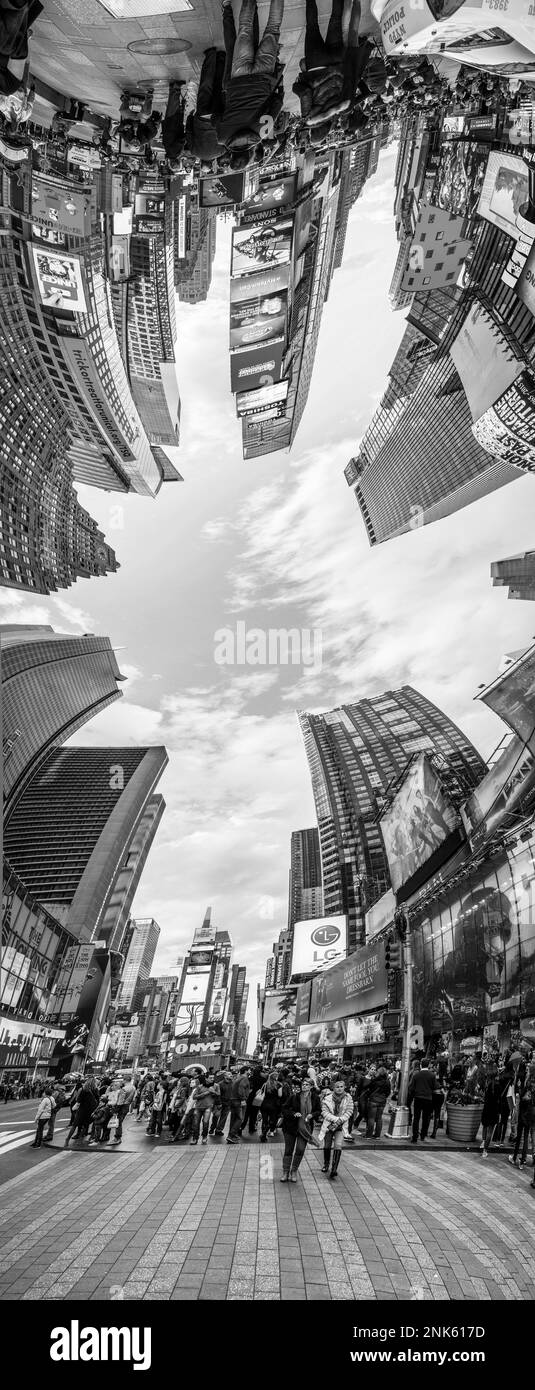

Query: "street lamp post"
<box><xmin>391</xmin><ymin>910</ymin><xmax>413</xmax><ymax>1141</ymax></box>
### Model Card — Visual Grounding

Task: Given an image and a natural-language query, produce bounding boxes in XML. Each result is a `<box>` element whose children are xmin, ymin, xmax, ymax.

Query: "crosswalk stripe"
<box><xmin>0</xmin><ymin>1132</ymin><xmax>37</xmax><ymax>1155</ymax></box>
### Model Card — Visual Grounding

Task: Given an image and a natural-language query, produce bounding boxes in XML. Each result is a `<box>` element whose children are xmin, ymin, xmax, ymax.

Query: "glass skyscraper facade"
<box><xmin>299</xmin><ymin>688</ymin><xmax>487</xmax><ymax>951</ymax></box>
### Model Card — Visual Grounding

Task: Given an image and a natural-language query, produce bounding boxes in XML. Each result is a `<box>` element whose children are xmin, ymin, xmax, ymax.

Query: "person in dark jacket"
<box><xmin>280</xmin><ymin>1078</ymin><xmax>320</xmax><ymax>1182</ymax></box>
<box><xmin>63</xmin><ymin>1078</ymin><xmax>98</xmax><ymax>1148</ymax></box>
<box><xmin>293</xmin><ymin>0</ymin><xmax>367</xmax><ymax>126</ymax></box>
<box><xmin>259</xmin><ymin>1069</ymin><xmax>281</xmax><ymax>1140</ymax></box>
<box><xmin>480</xmin><ymin>1064</ymin><xmax>501</xmax><ymax>1157</ymax></box>
<box><xmin>226</xmin><ymin>1066</ymin><xmax>250</xmax><ymax>1143</ymax></box>
<box><xmin>0</xmin><ymin>0</ymin><xmax>43</xmax><ymax>97</ymax></box>
<box><xmin>409</xmin><ymin>1060</ymin><xmax>434</xmax><ymax>1143</ymax></box>
<box><xmin>365</xmin><ymin>1067</ymin><xmax>391</xmax><ymax>1139</ymax></box>
<box><xmin>212</xmin><ymin>1068</ymin><xmax>233</xmax><ymax>1135</ymax></box>
<box><xmin>509</xmin><ymin>1062</ymin><xmax>535</xmax><ymax>1171</ymax></box>
<box><xmin>216</xmin><ymin>0</ymin><xmax>285</xmax><ymax>156</ymax></box>
<box><xmin>240</xmin><ymin>1064</ymin><xmax>266</xmax><ymax>1135</ymax></box>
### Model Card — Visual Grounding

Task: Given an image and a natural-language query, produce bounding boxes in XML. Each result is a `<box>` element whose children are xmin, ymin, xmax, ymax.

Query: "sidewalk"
<box><xmin>0</xmin><ymin>1141</ymin><xmax>533</xmax><ymax>1300</ymax></box>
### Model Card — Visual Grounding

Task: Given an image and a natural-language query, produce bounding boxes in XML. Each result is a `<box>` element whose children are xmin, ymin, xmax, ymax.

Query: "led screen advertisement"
<box><xmin>478</xmin><ymin>643</ymin><xmax>535</xmax><ymax>741</ymax></box>
<box><xmin>231</xmin><ymin>217</ymin><xmax>293</xmax><ymax>277</ymax></box>
<box><xmin>380</xmin><ymin>752</ymin><xmax>460</xmax><ymax>895</ymax></box>
<box><xmin>461</xmin><ymin>733</ymin><xmax>535</xmax><ymax>848</ymax></box>
<box><xmin>244</xmin><ymin>173</ymin><xmax>297</xmax><ymax>213</ymax></box>
<box><xmin>236</xmin><ymin>378</ymin><xmax>289</xmax><ymax>417</ymax></box>
<box><xmin>174</xmin><ymin>1003</ymin><xmax>205</xmax><ymax>1038</ymax></box>
<box><xmin>230</xmin><ymin>264</ymin><xmax>291</xmax><ymax>302</ymax></box>
<box><xmin>230</xmin><ymin>289</ymin><xmax>288</xmax><ymax>350</ymax></box>
<box><xmin>477</xmin><ymin>151</ymin><xmax>529</xmax><ymax>239</ymax></box>
<box><xmin>31</xmin><ymin>178</ymin><xmax>92</xmax><ymax>236</ymax></box>
<box><xmin>199</xmin><ymin>169</ymin><xmax>258</xmax><ymax>207</ymax></box>
<box><xmin>230</xmin><ymin>338</ymin><xmax>285</xmax><ymax>394</ymax></box>
<box><xmin>298</xmin><ymin>1019</ymin><xmax>348</xmax><ymax>1050</ymax></box>
<box><xmin>290</xmin><ymin>915</ymin><xmax>347</xmax><ymax>980</ymax></box>
<box><xmin>449</xmin><ymin>300</ymin><xmax>524</xmax><ymax>423</ymax></box>
<box><xmin>180</xmin><ymin>971</ymin><xmax>210</xmax><ymax>1006</ymax></box>
<box><xmin>309</xmin><ymin>942</ymin><xmax>388</xmax><ymax>1024</ymax></box>
<box><xmin>471</xmin><ymin>370</ymin><xmax>535</xmax><ymax>472</ymax></box>
<box><xmin>31</xmin><ymin>247</ymin><xmax>87</xmax><ymax>313</ymax></box>
<box><xmin>261</xmin><ymin>988</ymin><xmax>297</xmax><ymax>1035</ymax></box>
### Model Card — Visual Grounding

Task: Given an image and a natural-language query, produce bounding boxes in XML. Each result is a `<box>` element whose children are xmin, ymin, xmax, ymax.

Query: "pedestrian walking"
<box><xmin>259</xmin><ymin>1069</ymin><xmax>281</xmax><ymax>1139</ymax></box>
<box><xmin>293</xmin><ymin>0</ymin><xmax>365</xmax><ymax>128</ymax></box>
<box><xmin>191</xmin><ymin>1075</ymin><xmax>219</xmax><ymax>1144</ymax></box>
<box><xmin>365</xmin><ymin>1066</ymin><xmax>391</xmax><ymax>1139</ymax></box>
<box><xmin>480</xmin><ymin>1064</ymin><xmax>501</xmax><ymax>1158</ymax></box>
<box><xmin>241</xmin><ymin>1063</ymin><xmax>266</xmax><ymax>1135</ymax></box>
<box><xmin>212</xmin><ymin>1068</ymin><xmax>233</xmax><ymax>1134</ymax></box>
<box><xmin>409</xmin><ymin>1060</ymin><xmax>434</xmax><ymax>1144</ymax></box>
<box><xmin>280</xmin><ymin>1077</ymin><xmax>320</xmax><ymax>1182</ymax></box>
<box><xmin>509</xmin><ymin>1063</ymin><xmax>535</xmax><ymax>1171</ymax></box>
<box><xmin>63</xmin><ymin>1077</ymin><xmax>98</xmax><ymax>1148</ymax></box>
<box><xmin>216</xmin><ymin>0</ymin><xmax>286</xmax><ymax>159</ymax></box>
<box><xmin>317</xmin><ymin>1079</ymin><xmax>353</xmax><ymax>1180</ymax></box>
<box><xmin>226</xmin><ymin>1065</ymin><xmax>250</xmax><ymax>1143</ymax></box>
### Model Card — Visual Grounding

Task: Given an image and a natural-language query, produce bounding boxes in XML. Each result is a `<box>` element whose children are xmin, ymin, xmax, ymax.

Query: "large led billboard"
<box><xmin>261</xmin><ymin>988</ymin><xmax>297</xmax><ymax>1035</ymax></box>
<box><xmin>199</xmin><ymin>169</ymin><xmax>258</xmax><ymax>207</ymax></box>
<box><xmin>309</xmin><ymin>942</ymin><xmax>388</xmax><ymax>1023</ymax></box>
<box><xmin>180</xmin><ymin>971</ymin><xmax>210</xmax><ymax>1006</ymax></box>
<box><xmin>31</xmin><ymin>247</ymin><xmax>87</xmax><ymax>313</ymax></box>
<box><xmin>230</xmin><ymin>288</ymin><xmax>288</xmax><ymax>350</ymax></box>
<box><xmin>230</xmin><ymin>264</ymin><xmax>291</xmax><ymax>302</ymax></box>
<box><xmin>477</xmin><ymin>152</ymin><xmax>529</xmax><ymax>240</ymax></box>
<box><xmin>478</xmin><ymin>643</ymin><xmax>535</xmax><ymax>741</ymax></box>
<box><xmin>290</xmin><ymin>915</ymin><xmax>347</xmax><ymax>980</ymax></box>
<box><xmin>380</xmin><ymin>752</ymin><xmax>460</xmax><ymax>894</ymax></box>
<box><xmin>244</xmin><ymin>173</ymin><xmax>297</xmax><ymax>214</ymax></box>
<box><xmin>231</xmin><ymin>218</ymin><xmax>293</xmax><ymax>277</ymax></box>
<box><xmin>236</xmin><ymin>379</ymin><xmax>289</xmax><ymax>417</ymax></box>
<box><xmin>230</xmin><ymin>338</ymin><xmax>285</xmax><ymax>394</ymax></box>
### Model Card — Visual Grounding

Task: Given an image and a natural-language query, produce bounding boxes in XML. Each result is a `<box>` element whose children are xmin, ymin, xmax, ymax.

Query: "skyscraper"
<box><xmin>288</xmin><ymin>829</ymin><xmax>323</xmax><ymax>932</ymax></box>
<box><xmin>114</xmin><ymin>918</ymin><xmax>160</xmax><ymax>1013</ymax></box>
<box><xmin>491</xmin><ymin>552</ymin><xmax>535</xmax><ymax>601</ymax></box>
<box><xmin>4</xmin><ymin>746</ymin><xmax>168</xmax><ymax>943</ymax></box>
<box><xmin>298</xmin><ymin>689</ymin><xmax>486</xmax><ymax>951</ymax></box>
<box><xmin>1</xmin><ymin>625</ymin><xmax>125</xmax><ymax>817</ymax></box>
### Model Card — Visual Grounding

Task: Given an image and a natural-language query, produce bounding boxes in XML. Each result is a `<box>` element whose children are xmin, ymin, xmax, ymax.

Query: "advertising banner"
<box><xmin>478</xmin><ymin>643</ymin><xmax>535</xmax><ymax>741</ymax></box>
<box><xmin>31</xmin><ymin>178</ymin><xmax>92</xmax><ymax>237</ymax></box>
<box><xmin>290</xmin><ymin>915</ymin><xmax>347</xmax><ymax>980</ymax></box>
<box><xmin>135</xmin><ymin>194</ymin><xmax>165</xmax><ymax>216</ymax></box>
<box><xmin>0</xmin><ymin>136</ymin><xmax>30</xmax><ymax>163</ymax></box>
<box><xmin>135</xmin><ymin>218</ymin><xmax>164</xmax><ymax>235</ymax></box>
<box><xmin>298</xmin><ymin>1019</ymin><xmax>348</xmax><ymax>1050</ymax></box>
<box><xmin>461</xmin><ymin>732</ymin><xmax>535</xmax><ymax>847</ymax></box>
<box><xmin>31</xmin><ymin>247</ymin><xmax>87</xmax><ymax>313</ymax></box>
<box><xmin>449</xmin><ymin>300</ymin><xmax>524</xmax><ymax>424</ymax></box>
<box><xmin>180</xmin><ymin>971</ymin><xmax>210</xmax><ymax>1006</ymax></box>
<box><xmin>471</xmin><ymin>369</ymin><xmax>535</xmax><ymax>471</ymax></box>
<box><xmin>365</xmin><ymin>888</ymin><xmax>396</xmax><ymax>943</ymax></box>
<box><xmin>261</xmin><ymin>988</ymin><xmax>297</xmax><ymax>1034</ymax></box>
<box><xmin>230</xmin><ymin>288</ymin><xmax>288</xmax><ymax>350</ymax></box>
<box><xmin>346</xmin><ymin>1013</ymin><xmax>385</xmax><ymax>1047</ymax></box>
<box><xmin>436</xmin><ymin>140</ymin><xmax>489</xmax><ymax>218</ymax></box>
<box><xmin>309</xmin><ymin>942</ymin><xmax>388</xmax><ymax>1024</ymax></box>
<box><xmin>230</xmin><ymin>264</ymin><xmax>291</xmax><ymax>302</ymax></box>
<box><xmin>236</xmin><ymin>378</ymin><xmax>289</xmax><ymax>417</ymax></box>
<box><xmin>199</xmin><ymin>169</ymin><xmax>258</xmax><ymax>207</ymax></box>
<box><xmin>231</xmin><ymin>217</ymin><xmax>293</xmax><ymax>277</ymax></box>
<box><xmin>477</xmin><ymin>152</ymin><xmax>529</xmax><ymax>240</ymax></box>
<box><xmin>245</xmin><ymin>173</ymin><xmax>297</xmax><ymax>214</ymax></box>
<box><xmin>380</xmin><ymin>752</ymin><xmax>460</xmax><ymax>894</ymax></box>
<box><xmin>272</xmin><ymin>1030</ymin><xmax>298</xmax><ymax>1056</ymax></box>
<box><xmin>32</xmin><ymin>224</ymin><xmax>66</xmax><ymax>247</ymax></box>
<box><xmin>296</xmin><ymin>980</ymin><xmax>312</xmax><ymax>1028</ymax></box>
<box><xmin>230</xmin><ymin>337</ymin><xmax>284</xmax><ymax>394</ymax></box>
<box><xmin>177</xmin><ymin>194</ymin><xmax>186</xmax><ymax>259</ymax></box>
<box><xmin>174</xmin><ymin>1002</ymin><xmax>205</xmax><ymax>1038</ymax></box>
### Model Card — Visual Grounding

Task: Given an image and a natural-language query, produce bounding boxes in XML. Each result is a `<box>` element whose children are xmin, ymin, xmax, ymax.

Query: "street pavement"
<box><xmin>0</xmin><ymin>1106</ymin><xmax>533</xmax><ymax>1301</ymax></box>
<box><xmin>29</xmin><ymin>0</ymin><xmax>382</xmax><ymax>120</ymax></box>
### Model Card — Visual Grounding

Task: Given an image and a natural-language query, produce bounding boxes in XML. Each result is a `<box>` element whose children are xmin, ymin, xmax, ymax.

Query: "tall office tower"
<box><xmin>1</xmin><ymin>625</ymin><xmax>124</xmax><ymax>817</ymax></box>
<box><xmin>94</xmin><ymin>794</ymin><xmax>166</xmax><ymax>952</ymax></box>
<box><xmin>491</xmin><ymin>552</ymin><xmax>535</xmax><ymax>601</ymax></box>
<box><xmin>117</xmin><ymin>181</ymin><xmax>181</xmax><ymax>451</ymax></box>
<box><xmin>226</xmin><ymin>964</ymin><xmax>248</xmax><ymax>1050</ymax></box>
<box><xmin>236</xmin><ymin>982</ymin><xmax>250</xmax><ymax>1056</ymax></box>
<box><xmin>0</xmin><ymin>180</ymin><xmax>117</xmax><ymax>594</ymax></box>
<box><xmin>177</xmin><ymin>209</ymin><xmax>217</xmax><ymax>304</ymax></box>
<box><xmin>298</xmin><ymin>689</ymin><xmax>486</xmax><ymax>951</ymax></box>
<box><xmin>114</xmin><ymin>918</ymin><xmax>160</xmax><ymax>1013</ymax></box>
<box><xmin>332</xmin><ymin>132</ymin><xmax>385</xmax><ymax>272</ymax></box>
<box><xmin>348</xmin><ymin>353</ymin><xmax>520</xmax><ymax>545</ymax></box>
<box><xmin>4</xmin><ymin>746</ymin><xmax>168</xmax><ymax>943</ymax></box>
<box><xmin>288</xmin><ymin>829</ymin><xmax>324</xmax><ymax>932</ymax></box>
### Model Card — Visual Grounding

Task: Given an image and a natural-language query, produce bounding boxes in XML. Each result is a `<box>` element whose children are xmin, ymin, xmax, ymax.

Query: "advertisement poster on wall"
<box><xmin>477</xmin><ymin>151</ymin><xmax>528</xmax><ymax>239</ymax></box>
<box><xmin>449</xmin><ymin>299</ymin><xmax>525</xmax><ymax>423</ymax></box>
<box><xmin>31</xmin><ymin>247</ymin><xmax>87</xmax><ymax>313</ymax></box>
<box><xmin>230</xmin><ymin>337</ymin><xmax>285</xmax><ymax>394</ymax></box>
<box><xmin>290</xmin><ymin>915</ymin><xmax>347</xmax><ymax>980</ymax></box>
<box><xmin>231</xmin><ymin>217</ymin><xmax>293</xmax><ymax>277</ymax></box>
<box><xmin>309</xmin><ymin>942</ymin><xmax>387</xmax><ymax>1024</ymax></box>
<box><xmin>471</xmin><ymin>370</ymin><xmax>535</xmax><ymax>472</ymax></box>
<box><xmin>261</xmin><ymin>988</ymin><xmax>297</xmax><ymax>1034</ymax></box>
<box><xmin>380</xmin><ymin>752</ymin><xmax>460</xmax><ymax>894</ymax></box>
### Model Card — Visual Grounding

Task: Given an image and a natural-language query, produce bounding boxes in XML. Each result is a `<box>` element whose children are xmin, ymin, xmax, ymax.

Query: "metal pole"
<box><xmin>391</xmin><ymin>928</ymin><xmax>413</xmax><ymax>1140</ymax></box>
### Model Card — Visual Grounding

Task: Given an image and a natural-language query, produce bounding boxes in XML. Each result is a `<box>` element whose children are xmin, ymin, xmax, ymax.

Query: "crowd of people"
<box><xmin>22</xmin><ymin>1046</ymin><xmax>534</xmax><ymax>1189</ymax></box>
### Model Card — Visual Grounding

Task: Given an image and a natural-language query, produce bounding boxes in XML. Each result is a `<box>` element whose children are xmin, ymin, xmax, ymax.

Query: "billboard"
<box><xmin>180</xmin><ymin>971</ymin><xmax>210</xmax><ymax>1006</ymax></box>
<box><xmin>298</xmin><ymin>1019</ymin><xmax>348</xmax><ymax>1050</ymax></box>
<box><xmin>365</xmin><ymin>889</ymin><xmax>396</xmax><ymax>944</ymax></box>
<box><xmin>135</xmin><ymin>194</ymin><xmax>165</xmax><ymax>216</ymax></box>
<box><xmin>244</xmin><ymin>173</ymin><xmax>297</xmax><ymax>213</ymax></box>
<box><xmin>435</xmin><ymin>140</ymin><xmax>489</xmax><ymax>218</ymax></box>
<box><xmin>231</xmin><ymin>217</ymin><xmax>293</xmax><ymax>277</ymax></box>
<box><xmin>477</xmin><ymin>152</ymin><xmax>529</xmax><ymax>239</ymax></box>
<box><xmin>261</xmin><ymin>988</ymin><xmax>297</xmax><ymax>1035</ymax></box>
<box><xmin>309</xmin><ymin>942</ymin><xmax>388</xmax><ymax>1024</ymax></box>
<box><xmin>471</xmin><ymin>370</ymin><xmax>535</xmax><ymax>472</ymax></box>
<box><xmin>230</xmin><ymin>338</ymin><xmax>284</xmax><ymax>394</ymax></box>
<box><xmin>449</xmin><ymin>300</ymin><xmax>524</xmax><ymax>423</ymax></box>
<box><xmin>290</xmin><ymin>915</ymin><xmax>347</xmax><ymax>980</ymax></box>
<box><xmin>177</xmin><ymin>195</ymin><xmax>186</xmax><ymax>259</ymax></box>
<box><xmin>296</xmin><ymin>979</ymin><xmax>312</xmax><ymax>1027</ymax></box>
<box><xmin>461</xmin><ymin>733</ymin><xmax>535</xmax><ymax>848</ymax></box>
<box><xmin>199</xmin><ymin>169</ymin><xmax>258</xmax><ymax>207</ymax></box>
<box><xmin>230</xmin><ymin>264</ymin><xmax>291</xmax><ymax>302</ymax></box>
<box><xmin>478</xmin><ymin>643</ymin><xmax>535</xmax><ymax>741</ymax></box>
<box><xmin>31</xmin><ymin>179</ymin><xmax>92</xmax><ymax>237</ymax></box>
<box><xmin>174</xmin><ymin>1002</ymin><xmax>205</xmax><ymax>1038</ymax></box>
<box><xmin>236</xmin><ymin>378</ymin><xmax>289</xmax><ymax>417</ymax></box>
<box><xmin>31</xmin><ymin>247</ymin><xmax>87</xmax><ymax>313</ymax></box>
<box><xmin>230</xmin><ymin>288</ymin><xmax>288</xmax><ymax>350</ymax></box>
<box><xmin>380</xmin><ymin>753</ymin><xmax>460</xmax><ymax>895</ymax></box>
<box><xmin>346</xmin><ymin>1013</ymin><xmax>385</xmax><ymax>1047</ymax></box>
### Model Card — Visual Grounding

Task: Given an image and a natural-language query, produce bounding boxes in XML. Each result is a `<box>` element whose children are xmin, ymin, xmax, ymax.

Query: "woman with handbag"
<box><xmin>260</xmin><ymin>1070</ymin><xmax>282</xmax><ymax>1141</ymax></box>
<box><xmin>280</xmin><ymin>1077</ymin><xmax>321</xmax><ymax>1182</ymax></box>
<box><xmin>240</xmin><ymin>1065</ymin><xmax>266</xmax><ymax>1136</ymax></box>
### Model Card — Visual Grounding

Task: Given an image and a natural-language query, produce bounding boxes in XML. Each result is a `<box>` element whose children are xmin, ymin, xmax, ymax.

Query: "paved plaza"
<box><xmin>0</xmin><ymin>1132</ymin><xmax>533</xmax><ymax>1301</ymax></box>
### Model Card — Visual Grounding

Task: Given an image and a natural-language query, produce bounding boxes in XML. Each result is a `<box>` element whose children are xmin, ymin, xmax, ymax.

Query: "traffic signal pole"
<box><xmin>391</xmin><ymin>922</ymin><xmax>413</xmax><ymax>1141</ymax></box>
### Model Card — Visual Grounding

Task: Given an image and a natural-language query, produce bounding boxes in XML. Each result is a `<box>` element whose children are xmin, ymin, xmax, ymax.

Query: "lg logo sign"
<box><xmin>311</xmin><ymin>925</ymin><xmax>341</xmax><ymax>947</ymax></box>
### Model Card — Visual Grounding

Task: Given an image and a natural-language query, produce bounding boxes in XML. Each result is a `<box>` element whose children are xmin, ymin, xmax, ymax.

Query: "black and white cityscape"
<box><xmin>1</xmin><ymin>0</ymin><xmax>535</xmax><ymax>1335</ymax></box>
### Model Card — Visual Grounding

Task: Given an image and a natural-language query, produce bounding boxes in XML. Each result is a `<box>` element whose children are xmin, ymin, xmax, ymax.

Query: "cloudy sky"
<box><xmin>3</xmin><ymin>146</ymin><xmax>535</xmax><ymax>1037</ymax></box>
